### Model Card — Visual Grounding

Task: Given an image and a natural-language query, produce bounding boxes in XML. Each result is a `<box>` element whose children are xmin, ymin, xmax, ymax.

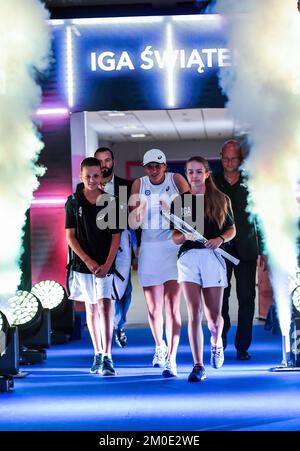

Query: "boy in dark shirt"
<box><xmin>65</xmin><ymin>157</ymin><xmax>120</xmax><ymax>376</ymax></box>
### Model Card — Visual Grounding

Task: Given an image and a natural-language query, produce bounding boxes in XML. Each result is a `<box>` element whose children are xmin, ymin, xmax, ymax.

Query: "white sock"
<box><xmin>212</xmin><ymin>342</ymin><xmax>223</xmax><ymax>348</ymax></box>
<box><xmin>211</xmin><ymin>337</ymin><xmax>222</xmax><ymax>347</ymax></box>
<box><xmin>102</xmin><ymin>353</ymin><xmax>112</xmax><ymax>359</ymax></box>
<box><xmin>157</xmin><ymin>340</ymin><xmax>166</xmax><ymax>349</ymax></box>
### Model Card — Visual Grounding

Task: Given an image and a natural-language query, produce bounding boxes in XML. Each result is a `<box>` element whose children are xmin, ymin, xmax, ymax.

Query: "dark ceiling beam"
<box><xmin>44</xmin><ymin>1</ymin><xmax>213</xmax><ymax>19</ymax></box>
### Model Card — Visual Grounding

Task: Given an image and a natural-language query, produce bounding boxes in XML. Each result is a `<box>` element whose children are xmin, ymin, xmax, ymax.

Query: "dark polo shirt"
<box><xmin>213</xmin><ymin>172</ymin><xmax>263</xmax><ymax>261</ymax></box>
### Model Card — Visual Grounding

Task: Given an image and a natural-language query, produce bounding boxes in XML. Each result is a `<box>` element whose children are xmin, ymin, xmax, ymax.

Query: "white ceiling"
<box><xmin>87</xmin><ymin>108</ymin><xmax>235</xmax><ymax>142</ymax></box>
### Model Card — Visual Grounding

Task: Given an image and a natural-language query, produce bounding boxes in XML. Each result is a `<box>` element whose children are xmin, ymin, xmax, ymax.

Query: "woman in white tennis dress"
<box><xmin>130</xmin><ymin>149</ymin><xmax>190</xmax><ymax>377</ymax></box>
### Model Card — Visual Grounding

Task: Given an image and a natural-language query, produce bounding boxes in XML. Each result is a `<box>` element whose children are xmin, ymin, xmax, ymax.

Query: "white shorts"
<box><xmin>177</xmin><ymin>248</ymin><xmax>228</xmax><ymax>288</ymax></box>
<box><xmin>68</xmin><ymin>270</ymin><xmax>113</xmax><ymax>304</ymax></box>
<box><xmin>138</xmin><ymin>240</ymin><xmax>179</xmax><ymax>287</ymax></box>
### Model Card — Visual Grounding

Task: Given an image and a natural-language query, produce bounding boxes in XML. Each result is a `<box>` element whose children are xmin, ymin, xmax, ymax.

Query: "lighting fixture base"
<box><xmin>0</xmin><ymin>375</ymin><xmax>14</xmax><ymax>392</ymax></box>
<box><xmin>14</xmin><ymin>371</ymin><xmax>29</xmax><ymax>378</ymax></box>
<box><xmin>270</xmin><ymin>365</ymin><xmax>300</xmax><ymax>372</ymax></box>
<box><xmin>0</xmin><ymin>327</ymin><xmax>19</xmax><ymax>376</ymax></box>
<box><xmin>51</xmin><ymin>330</ymin><xmax>69</xmax><ymax>345</ymax></box>
<box><xmin>20</xmin><ymin>348</ymin><xmax>47</xmax><ymax>365</ymax></box>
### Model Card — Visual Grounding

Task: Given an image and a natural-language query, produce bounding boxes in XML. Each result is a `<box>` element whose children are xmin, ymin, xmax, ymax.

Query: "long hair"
<box><xmin>186</xmin><ymin>156</ymin><xmax>229</xmax><ymax>229</ymax></box>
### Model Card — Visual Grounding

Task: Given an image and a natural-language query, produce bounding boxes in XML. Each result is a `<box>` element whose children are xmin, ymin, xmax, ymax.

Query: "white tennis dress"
<box><xmin>138</xmin><ymin>173</ymin><xmax>180</xmax><ymax>286</ymax></box>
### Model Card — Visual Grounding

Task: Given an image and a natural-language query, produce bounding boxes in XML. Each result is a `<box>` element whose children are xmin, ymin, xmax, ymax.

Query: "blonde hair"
<box><xmin>186</xmin><ymin>156</ymin><xmax>229</xmax><ymax>229</ymax></box>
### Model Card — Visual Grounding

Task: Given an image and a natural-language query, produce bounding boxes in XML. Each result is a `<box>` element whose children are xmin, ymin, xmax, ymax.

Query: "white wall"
<box><xmin>70</xmin><ymin>112</ymin><xmax>87</xmax><ymax>190</ymax></box>
<box><xmin>97</xmin><ymin>138</ymin><xmax>225</xmax><ymax>179</ymax></box>
<box><xmin>86</xmin><ymin>124</ymin><xmax>99</xmax><ymax>156</ymax></box>
<box><xmin>71</xmin><ymin>112</ymin><xmax>107</xmax><ymax>188</ymax></box>
<box><xmin>72</xmin><ymin>114</ymin><xmax>225</xmax><ymax>181</ymax></box>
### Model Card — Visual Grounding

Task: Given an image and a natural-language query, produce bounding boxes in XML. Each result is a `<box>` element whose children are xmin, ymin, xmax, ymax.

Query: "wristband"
<box><xmin>219</xmin><ymin>235</ymin><xmax>225</xmax><ymax>243</ymax></box>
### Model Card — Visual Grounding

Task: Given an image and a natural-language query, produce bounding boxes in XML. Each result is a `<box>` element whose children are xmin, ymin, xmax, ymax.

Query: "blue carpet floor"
<box><xmin>0</xmin><ymin>325</ymin><xmax>299</xmax><ymax>431</ymax></box>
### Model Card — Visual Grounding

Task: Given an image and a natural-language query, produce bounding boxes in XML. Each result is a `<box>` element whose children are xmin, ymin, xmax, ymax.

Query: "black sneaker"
<box><xmin>188</xmin><ymin>364</ymin><xmax>207</xmax><ymax>382</ymax></box>
<box><xmin>237</xmin><ymin>351</ymin><xmax>251</xmax><ymax>361</ymax></box>
<box><xmin>101</xmin><ymin>356</ymin><xmax>116</xmax><ymax>376</ymax></box>
<box><xmin>90</xmin><ymin>353</ymin><xmax>102</xmax><ymax>374</ymax></box>
<box><xmin>114</xmin><ymin>328</ymin><xmax>127</xmax><ymax>348</ymax></box>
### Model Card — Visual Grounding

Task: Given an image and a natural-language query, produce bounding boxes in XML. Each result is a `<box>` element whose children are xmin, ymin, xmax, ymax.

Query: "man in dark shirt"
<box><xmin>214</xmin><ymin>140</ymin><xmax>265</xmax><ymax>360</ymax></box>
<box><xmin>94</xmin><ymin>147</ymin><xmax>135</xmax><ymax>349</ymax></box>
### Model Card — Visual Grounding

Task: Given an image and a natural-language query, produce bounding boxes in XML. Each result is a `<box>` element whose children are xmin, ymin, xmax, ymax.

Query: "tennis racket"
<box><xmin>162</xmin><ymin>210</ymin><xmax>240</xmax><ymax>266</ymax></box>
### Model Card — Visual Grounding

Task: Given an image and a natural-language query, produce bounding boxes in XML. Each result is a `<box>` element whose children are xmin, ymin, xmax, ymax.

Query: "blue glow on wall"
<box><xmin>46</xmin><ymin>15</ymin><xmax>230</xmax><ymax>112</ymax></box>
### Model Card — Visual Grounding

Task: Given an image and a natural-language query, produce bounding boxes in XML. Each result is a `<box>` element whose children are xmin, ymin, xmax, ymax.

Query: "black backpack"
<box><xmin>65</xmin><ymin>193</ymin><xmax>78</xmax><ymax>296</ymax></box>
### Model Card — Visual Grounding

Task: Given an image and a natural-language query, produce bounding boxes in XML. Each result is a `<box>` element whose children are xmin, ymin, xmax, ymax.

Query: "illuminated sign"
<box><xmin>90</xmin><ymin>47</ymin><xmax>231</xmax><ymax>73</ymax></box>
<box><xmin>48</xmin><ymin>15</ymin><xmax>229</xmax><ymax>111</ymax></box>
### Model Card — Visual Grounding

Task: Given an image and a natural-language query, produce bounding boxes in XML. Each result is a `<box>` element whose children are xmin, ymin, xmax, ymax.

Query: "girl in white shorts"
<box><xmin>130</xmin><ymin>149</ymin><xmax>190</xmax><ymax>378</ymax></box>
<box><xmin>171</xmin><ymin>156</ymin><xmax>236</xmax><ymax>382</ymax></box>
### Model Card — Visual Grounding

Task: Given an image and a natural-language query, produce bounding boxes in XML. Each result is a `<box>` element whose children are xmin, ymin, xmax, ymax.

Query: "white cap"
<box><xmin>142</xmin><ymin>149</ymin><xmax>166</xmax><ymax>166</ymax></box>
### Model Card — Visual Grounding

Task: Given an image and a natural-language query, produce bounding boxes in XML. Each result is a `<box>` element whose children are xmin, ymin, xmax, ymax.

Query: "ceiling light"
<box><xmin>172</xmin><ymin>15</ymin><xmax>222</xmax><ymax>22</ymax></box>
<box><xmin>130</xmin><ymin>133</ymin><xmax>146</xmax><ymax>138</ymax></box>
<box><xmin>108</xmin><ymin>112</ymin><xmax>125</xmax><ymax>117</ymax></box>
<box><xmin>72</xmin><ymin>17</ymin><xmax>163</xmax><ymax>25</ymax></box>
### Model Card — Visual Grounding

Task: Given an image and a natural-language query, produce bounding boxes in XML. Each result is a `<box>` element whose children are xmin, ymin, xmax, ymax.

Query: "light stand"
<box><xmin>270</xmin><ymin>319</ymin><xmax>300</xmax><ymax>372</ymax></box>
<box><xmin>31</xmin><ymin>281</ymin><xmax>76</xmax><ymax>345</ymax></box>
<box><xmin>0</xmin><ymin>325</ymin><xmax>20</xmax><ymax>392</ymax></box>
<box><xmin>8</xmin><ymin>290</ymin><xmax>51</xmax><ymax>365</ymax></box>
<box><xmin>19</xmin><ymin>308</ymin><xmax>51</xmax><ymax>365</ymax></box>
<box><xmin>50</xmin><ymin>299</ymin><xmax>75</xmax><ymax>345</ymax></box>
<box><xmin>270</xmin><ymin>273</ymin><xmax>300</xmax><ymax>372</ymax></box>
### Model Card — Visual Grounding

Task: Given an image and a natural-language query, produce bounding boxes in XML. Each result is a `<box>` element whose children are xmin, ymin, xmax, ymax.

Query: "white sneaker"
<box><xmin>162</xmin><ymin>359</ymin><xmax>178</xmax><ymax>378</ymax></box>
<box><xmin>152</xmin><ymin>341</ymin><xmax>167</xmax><ymax>368</ymax></box>
<box><xmin>210</xmin><ymin>345</ymin><xmax>224</xmax><ymax>369</ymax></box>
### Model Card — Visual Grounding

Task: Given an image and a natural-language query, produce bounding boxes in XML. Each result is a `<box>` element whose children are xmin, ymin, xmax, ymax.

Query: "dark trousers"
<box><xmin>222</xmin><ymin>259</ymin><xmax>257</xmax><ymax>353</ymax></box>
<box><xmin>114</xmin><ymin>278</ymin><xmax>132</xmax><ymax>330</ymax></box>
